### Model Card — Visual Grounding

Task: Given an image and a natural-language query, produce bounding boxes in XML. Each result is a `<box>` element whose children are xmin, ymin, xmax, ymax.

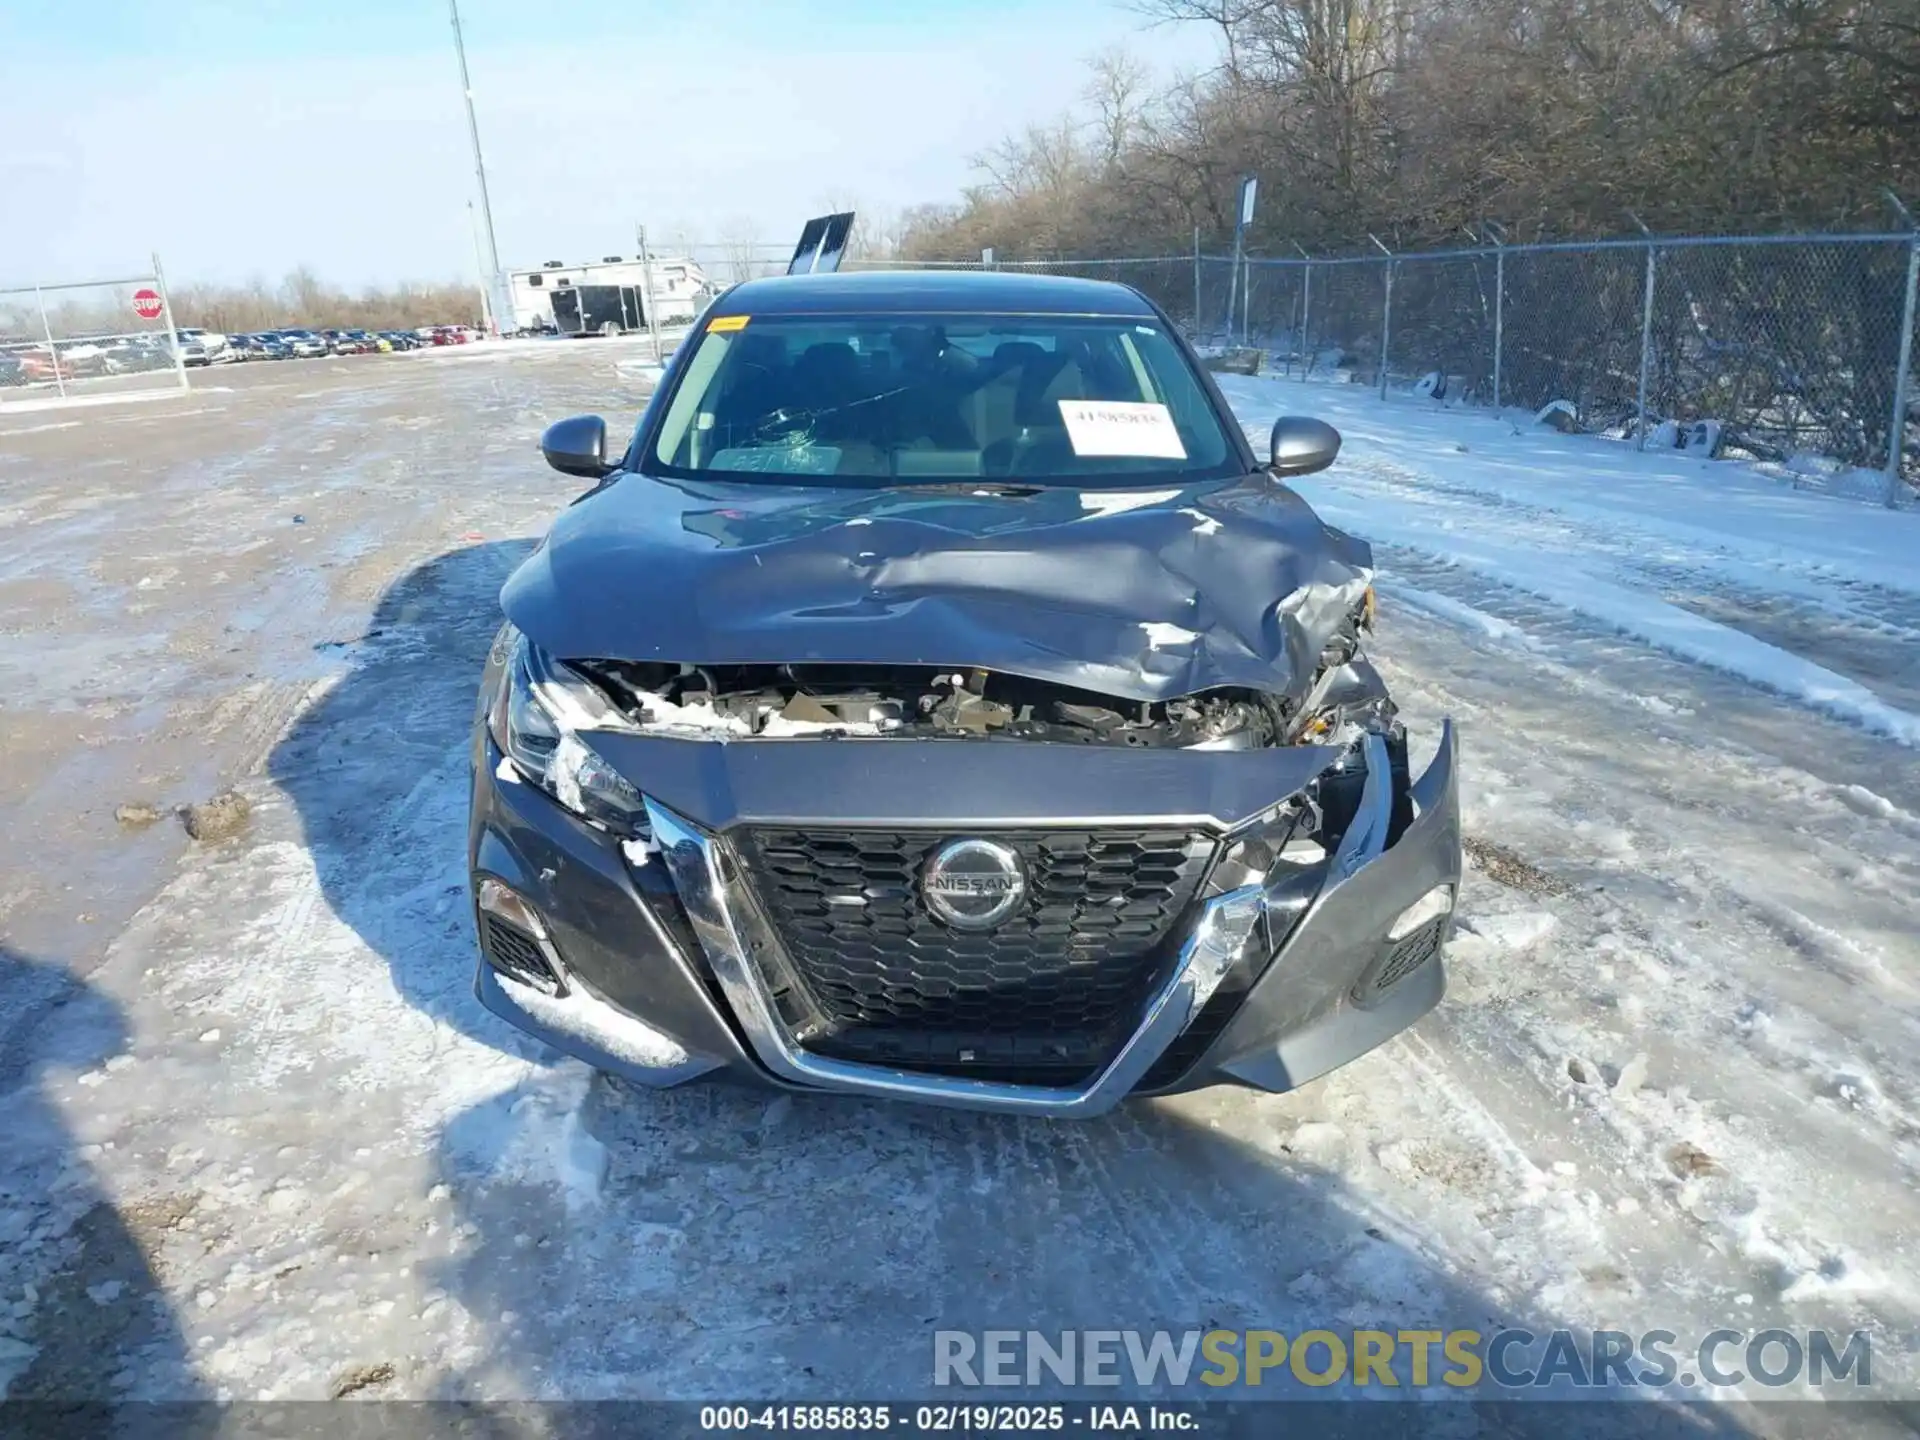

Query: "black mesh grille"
<box><xmin>481</xmin><ymin>914</ymin><xmax>563</xmax><ymax>995</ymax></box>
<box><xmin>735</xmin><ymin>826</ymin><xmax>1215</xmax><ymax>1082</ymax></box>
<box><xmin>1359</xmin><ymin>917</ymin><xmax>1445</xmax><ymax>1000</ymax></box>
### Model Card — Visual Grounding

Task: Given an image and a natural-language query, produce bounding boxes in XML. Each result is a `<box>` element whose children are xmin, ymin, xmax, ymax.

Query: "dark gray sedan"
<box><xmin>468</xmin><ymin>269</ymin><xmax>1460</xmax><ymax>1116</ymax></box>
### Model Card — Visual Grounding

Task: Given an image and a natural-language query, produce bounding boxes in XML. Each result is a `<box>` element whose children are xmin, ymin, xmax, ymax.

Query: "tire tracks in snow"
<box><xmin>1356</xmin><ymin>593</ymin><xmax>1920</xmax><ymax>1361</ymax></box>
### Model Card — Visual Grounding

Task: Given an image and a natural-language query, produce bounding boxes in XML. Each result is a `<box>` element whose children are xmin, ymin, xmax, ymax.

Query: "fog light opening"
<box><xmin>476</xmin><ymin>878</ymin><xmax>569</xmax><ymax>997</ymax></box>
<box><xmin>1387</xmin><ymin>884</ymin><xmax>1455</xmax><ymax>941</ymax></box>
<box><xmin>477</xmin><ymin>877</ymin><xmax>551</xmax><ymax>940</ymax></box>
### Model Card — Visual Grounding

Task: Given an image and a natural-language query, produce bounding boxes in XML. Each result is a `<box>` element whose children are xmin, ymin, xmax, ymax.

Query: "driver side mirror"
<box><xmin>541</xmin><ymin>415</ymin><xmax>613</xmax><ymax>479</ymax></box>
<box><xmin>1268</xmin><ymin>416</ymin><xmax>1342</xmax><ymax>478</ymax></box>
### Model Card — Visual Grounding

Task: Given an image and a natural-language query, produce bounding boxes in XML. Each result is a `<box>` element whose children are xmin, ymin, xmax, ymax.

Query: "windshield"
<box><xmin>646</xmin><ymin>312</ymin><xmax>1239</xmax><ymax>486</ymax></box>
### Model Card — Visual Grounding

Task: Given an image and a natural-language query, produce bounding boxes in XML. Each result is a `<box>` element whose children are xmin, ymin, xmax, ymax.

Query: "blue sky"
<box><xmin>0</xmin><ymin>1</ymin><xmax>1218</xmax><ymax>288</ymax></box>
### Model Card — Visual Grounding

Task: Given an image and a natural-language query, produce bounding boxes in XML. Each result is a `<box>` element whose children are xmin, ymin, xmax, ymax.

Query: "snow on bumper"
<box><xmin>466</xmin><ymin>725</ymin><xmax>1460</xmax><ymax>1114</ymax></box>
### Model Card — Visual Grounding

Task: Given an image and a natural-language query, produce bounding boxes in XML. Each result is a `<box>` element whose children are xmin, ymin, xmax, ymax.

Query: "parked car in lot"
<box><xmin>468</xmin><ymin>265</ymin><xmax>1460</xmax><ymax>1118</ymax></box>
<box><xmin>175</xmin><ymin>327</ymin><xmax>228</xmax><ymax>363</ymax></box>
<box><xmin>255</xmin><ymin>333</ymin><xmax>294</xmax><ymax>360</ymax></box>
<box><xmin>322</xmin><ymin>328</ymin><xmax>377</xmax><ymax>355</ymax></box>
<box><xmin>277</xmin><ymin>328</ymin><xmax>329</xmax><ymax>359</ymax></box>
<box><xmin>12</xmin><ymin>346</ymin><xmax>78</xmax><ymax>381</ymax></box>
<box><xmin>377</xmin><ymin>330</ymin><xmax>417</xmax><ymax>351</ymax></box>
<box><xmin>49</xmin><ymin>340</ymin><xmax>105</xmax><ymax>377</ymax></box>
<box><xmin>102</xmin><ymin>337</ymin><xmax>176</xmax><ymax>374</ymax></box>
<box><xmin>0</xmin><ymin>353</ymin><xmax>28</xmax><ymax>386</ymax></box>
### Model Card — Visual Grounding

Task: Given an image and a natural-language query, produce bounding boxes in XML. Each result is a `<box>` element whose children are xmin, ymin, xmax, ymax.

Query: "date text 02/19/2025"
<box><xmin>698</xmin><ymin>1404</ymin><xmax>1201</xmax><ymax>1432</ymax></box>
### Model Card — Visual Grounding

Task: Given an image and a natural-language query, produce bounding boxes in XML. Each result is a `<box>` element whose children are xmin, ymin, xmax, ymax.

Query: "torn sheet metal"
<box><xmin>501</xmin><ymin>472</ymin><xmax>1373</xmax><ymax>705</ymax></box>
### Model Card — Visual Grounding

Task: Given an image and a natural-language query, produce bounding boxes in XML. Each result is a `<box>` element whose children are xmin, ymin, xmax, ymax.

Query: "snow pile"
<box><xmin>1217</xmin><ymin>373</ymin><xmax>1920</xmax><ymax>746</ymax></box>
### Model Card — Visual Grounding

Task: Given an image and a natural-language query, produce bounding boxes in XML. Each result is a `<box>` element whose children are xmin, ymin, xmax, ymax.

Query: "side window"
<box><xmin>527</xmin><ymin>274</ymin><xmax>543</xmax><ymax>288</ymax></box>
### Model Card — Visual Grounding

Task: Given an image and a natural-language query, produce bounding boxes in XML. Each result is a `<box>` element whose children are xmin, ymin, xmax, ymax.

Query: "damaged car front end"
<box><xmin>468</xmin><ymin>270</ymin><xmax>1460</xmax><ymax>1116</ymax></box>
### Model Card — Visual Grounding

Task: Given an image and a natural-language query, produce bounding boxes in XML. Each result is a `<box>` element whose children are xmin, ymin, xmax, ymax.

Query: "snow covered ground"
<box><xmin>1</xmin><ymin>355</ymin><xmax>1915</xmax><ymax>1428</ymax></box>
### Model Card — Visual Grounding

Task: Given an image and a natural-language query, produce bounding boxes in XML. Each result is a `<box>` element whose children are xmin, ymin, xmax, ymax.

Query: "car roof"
<box><xmin>707</xmin><ymin>268</ymin><xmax>1158</xmax><ymax>319</ymax></box>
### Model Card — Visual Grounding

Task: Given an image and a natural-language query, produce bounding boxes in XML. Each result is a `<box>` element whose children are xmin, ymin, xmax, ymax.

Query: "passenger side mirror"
<box><xmin>541</xmin><ymin>415</ymin><xmax>613</xmax><ymax>479</ymax></box>
<box><xmin>1268</xmin><ymin>416</ymin><xmax>1342</xmax><ymax>478</ymax></box>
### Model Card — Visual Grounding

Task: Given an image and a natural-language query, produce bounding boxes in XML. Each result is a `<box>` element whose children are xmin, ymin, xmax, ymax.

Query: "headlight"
<box><xmin>1208</xmin><ymin>793</ymin><xmax>1330</xmax><ymax>954</ymax></box>
<box><xmin>491</xmin><ymin>632</ymin><xmax>649</xmax><ymax>837</ymax></box>
<box><xmin>1209</xmin><ymin>795</ymin><xmax>1321</xmax><ymax>895</ymax></box>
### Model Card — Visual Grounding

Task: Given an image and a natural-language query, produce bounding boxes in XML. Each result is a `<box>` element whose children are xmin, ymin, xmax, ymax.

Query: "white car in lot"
<box><xmin>277</xmin><ymin>329</ymin><xmax>330</xmax><ymax>359</ymax></box>
<box><xmin>176</xmin><ymin>327</ymin><xmax>229</xmax><ymax>363</ymax></box>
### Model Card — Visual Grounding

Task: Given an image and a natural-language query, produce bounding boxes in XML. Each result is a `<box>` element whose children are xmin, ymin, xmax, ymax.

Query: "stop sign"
<box><xmin>132</xmin><ymin>288</ymin><xmax>164</xmax><ymax>321</ymax></box>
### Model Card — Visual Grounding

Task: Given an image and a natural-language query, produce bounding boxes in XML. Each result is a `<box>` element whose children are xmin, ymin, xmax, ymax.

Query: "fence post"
<box><xmin>1369</xmin><ymin>235</ymin><xmax>1394</xmax><ymax>401</ymax></box>
<box><xmin>1192</xmin><ymin>226</ymin><xmax>1201</xmax><ymax>335</ymax></box>
<box><xmin>1297</xmin><ymin>243</ymin><xmax>1312</xmax><ymax>379</ymax></box>
<box><xmin>1242</xmin><ymin>257</ymin><xmax>1253</xmax><ymax>346</ymax></box>
<box><xmin>33</xmin><ymin>284</ymin><xmax>68</xmax><ymax>400</ymax></box>
<box><xmin>634</xmin><ymin>226</ymin><xmax>664</xmax><ymax>365</ymax></box>
<box><xmin>1885</xmin><ymin>193</ymin><xmax>1919</xmax><ymax>509</ymax></box>
<box><xmin>1630</xmin><ymin>214</ymin><xmax>1657</xmax><ymax>448</ymax></box>
<box><xmin>152</xmin><ymin>253</ymin><xmax>190</xmax><ymax>392</ymax></box>
<box><xmin>1223</xmin><ymin>254</ymin><xmax>1241</xmax><ymax>347</ymax></box>
<box><xmin>1484</xmin><ymin>221</ymin><xmax>1506</xmax><ymax>412</ymax></box>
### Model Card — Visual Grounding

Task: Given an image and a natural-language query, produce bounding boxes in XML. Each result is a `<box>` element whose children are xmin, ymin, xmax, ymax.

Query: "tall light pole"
<box><xmin>468</xmin><ymin>201</ymin><xmax>494</xmax><ymax>333</ymax></box>
<box><xmin>450</xmin><ymin>0</ymin><xmax>505</xmax><ymax>334</ymax></box>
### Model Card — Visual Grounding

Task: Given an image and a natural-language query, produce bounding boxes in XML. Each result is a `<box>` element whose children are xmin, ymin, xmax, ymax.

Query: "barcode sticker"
<box><xmin>1057</xmin><ymin>400</ymin><xmax>1187</xmax><ymax>459</ymax></box>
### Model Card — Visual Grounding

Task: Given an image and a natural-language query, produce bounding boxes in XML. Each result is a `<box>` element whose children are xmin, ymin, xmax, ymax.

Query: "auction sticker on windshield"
<box><xmin>1058</xmin><ymin>400</ymin><xmax>1188</xmax><ymax>460</ymax></box>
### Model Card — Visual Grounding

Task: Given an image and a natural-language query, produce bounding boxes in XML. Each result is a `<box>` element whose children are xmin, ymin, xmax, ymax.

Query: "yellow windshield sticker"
<box><xmin>707</xmin><ymin>314</ymin><xmax>750</xmax><ymax>333</ymax></box>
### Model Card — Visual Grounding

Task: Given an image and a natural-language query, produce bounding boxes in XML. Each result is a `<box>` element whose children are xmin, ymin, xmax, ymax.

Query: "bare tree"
<box><xmin>902</xmin><ymin>0</ymin><xmax>1917</xmax><ymax>260</ymax></box>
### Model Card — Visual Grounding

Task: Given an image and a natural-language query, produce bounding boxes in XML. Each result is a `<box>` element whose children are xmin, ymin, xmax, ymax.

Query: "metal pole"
<box><xmin>467</xmin><ymin>201</ymin><xmax>493</xmax><ymax>334</ymax></box>
<box><xmin>1635</xmin><ymin>243</ymin><xmax>1657</xmax><ymax>448</ymax></box>
<box><xmin>1224</xmin><ymin>237</ymin><xmax>1242</xmax><ymax>345</ymax></box>
<box><xmin>152</xmin><ymin>252</ymin><xmax>189</xmax><ymax>392</ymax></box>
<box><xmin>1884</xmin><ymin>191</ymin><xmax>1919</xmax><ymax>508</ymax></box>
<box><xmin>1242</xmin><ymin>256</ymin><xmax>1253</xmax><ymax>346</ymax></box>
<box><xmin>1298</xmin><ymin>243</ymin><xmax>1312</xmax><ymax>378</ymax></box>
<box><xmin>1369</xmin><ymin>234</ymin><xmax>1393</xmax><ymax>401</ymax></box>
<box><xmin>636</xmin><ymin>223</ymin><xmax>664</xmax><ymax>366</ymax></box>
<box><xmin>34</xmin><ymin>285</ymin><xmax>67</xmax><ymax>400</ymax></box>
<box><xmin>1492</xmin><ymin>248</ymin><xmax>1505</xmax><ymax>412</ymax></box>
<box><xmin>1887</xmin><ymin>237</ymin><xmax>1917</xmax><ymax>508</ymax></box>
<box><xmin>1477</xmin><ymin>220</ymin><xmax>1506</xmax><ymax>411</ymax></box>
<box><xmin>1192</xmin><ymin>225</ymin><xmax>1201</xmax><ymax>335</ymax></box>
<box><xmin>1628</xmin><ymin>213</ymin><xmax>1656</xmax><ymax>448</ymax></box>
<box><xmin>449</xmin><ymin>0</ymin><xmax>505</xmax><ymax>334</ymax></box>
<box><xmin>1285</xmin><ymin>264</ymin><xmax>1300</xmax><ymax>379</ymax></box>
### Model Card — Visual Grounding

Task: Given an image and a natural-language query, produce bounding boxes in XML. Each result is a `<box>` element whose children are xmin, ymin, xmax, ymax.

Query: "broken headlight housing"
<box><xmin>490</xmin><ymin>630</ymin><xmax>649</xmax><ymax>837</ymax></box>
<box><xmin>1206</xmin><ymin>792</ymin><xmax>1329</xmax><ymax>955</ymax></box>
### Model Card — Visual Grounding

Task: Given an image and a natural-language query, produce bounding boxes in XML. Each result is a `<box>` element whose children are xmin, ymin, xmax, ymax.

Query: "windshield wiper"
<box><xmin>886</xmin><ymin>481</ymin><xmax>1044</xmax><ymax>496</ymax></box>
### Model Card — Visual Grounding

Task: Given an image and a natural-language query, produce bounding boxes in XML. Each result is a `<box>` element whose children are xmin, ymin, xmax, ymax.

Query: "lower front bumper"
<box><xmin>469</xmin><ymin>725</ymin><xmax>1461</xmax><ymax>1117</ymax></box>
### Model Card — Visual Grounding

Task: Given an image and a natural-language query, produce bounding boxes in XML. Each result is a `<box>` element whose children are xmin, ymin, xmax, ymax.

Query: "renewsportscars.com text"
<box><xmin>933</xmin><ymin>1328</ymin><xmax>1874</xmax><ymax>1391</ymax></box>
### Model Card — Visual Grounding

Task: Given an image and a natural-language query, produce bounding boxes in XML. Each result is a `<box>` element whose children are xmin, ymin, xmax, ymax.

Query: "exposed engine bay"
<box><xmin>568</xmin><ymin>591</ymin><xmax>1391</xmax><ymax>750</ymax></box>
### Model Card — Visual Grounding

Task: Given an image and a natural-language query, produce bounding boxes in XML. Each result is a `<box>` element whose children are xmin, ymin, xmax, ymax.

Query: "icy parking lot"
<box><xmin>1</xmin><ymin>346</ymin><xmax>1916</xmax><ymax>1426</ymax></box>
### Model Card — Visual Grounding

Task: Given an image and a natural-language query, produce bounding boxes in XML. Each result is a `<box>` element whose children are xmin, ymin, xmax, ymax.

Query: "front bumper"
<box><xmin>468</xmin><ymin>724</ymin><xmax>1460</xmax><ymax>1117</ymax></box>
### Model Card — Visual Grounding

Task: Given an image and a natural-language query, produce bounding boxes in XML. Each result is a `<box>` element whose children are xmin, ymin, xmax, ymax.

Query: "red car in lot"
<box><xmin>8</xmin><ymin>348</ymin><xmax>76</xmax><ymax>383</ymax></box>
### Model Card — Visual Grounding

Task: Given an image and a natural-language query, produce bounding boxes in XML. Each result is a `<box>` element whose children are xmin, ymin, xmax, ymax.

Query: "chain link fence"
<box><xmin>0</xmin><ymin>261</ymin><xmax>190</xmax><ymax>411</ymax></box>
<box><xmin>815</xmin><ymin>234</ymin><xmax>1920</xmax><ymax>504</ymax></box>
<box><xmin>1201</xmin><ymin>234</ymin><xmax>1917</xmax><ymax>502</ymax></box>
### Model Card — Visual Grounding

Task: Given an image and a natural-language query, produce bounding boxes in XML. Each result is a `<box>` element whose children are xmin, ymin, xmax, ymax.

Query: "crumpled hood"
<box><xmin>500</xmin><ymin>471</ymin><xmax>1372</xmax><ymax>704</ymax></box>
